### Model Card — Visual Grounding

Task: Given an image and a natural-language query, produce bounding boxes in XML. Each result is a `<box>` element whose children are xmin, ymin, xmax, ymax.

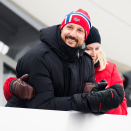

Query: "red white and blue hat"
<box><xmin>60</xmin><ymin>9</ymin><xmax>91</xmax><ymax>40</ymax></box>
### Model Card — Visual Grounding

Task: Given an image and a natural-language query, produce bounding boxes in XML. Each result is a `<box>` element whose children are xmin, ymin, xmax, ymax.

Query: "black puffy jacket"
<box><xmin>6</xmin><ymin>25</ymin><xmax>96</xmax><ymax>111</ymax></box>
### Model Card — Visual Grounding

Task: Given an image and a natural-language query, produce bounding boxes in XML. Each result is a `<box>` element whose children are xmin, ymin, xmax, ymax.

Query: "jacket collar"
<box><xmin>94</xmin><ymin>61</ymin><xmax>100</xmax><ymax>71</ymax></box>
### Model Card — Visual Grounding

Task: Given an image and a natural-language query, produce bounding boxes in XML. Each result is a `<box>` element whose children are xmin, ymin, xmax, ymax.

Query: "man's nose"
<box><xmin>70</xmin><ymin>30</ymin><xmax>76</xmax><ymax>38</ymax></box>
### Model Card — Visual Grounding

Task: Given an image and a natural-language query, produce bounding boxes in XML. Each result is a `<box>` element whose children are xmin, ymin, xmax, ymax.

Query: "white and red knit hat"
<box><xmin>60</xmin><ymin>9</ymin><xmax>91</xmax><ymax>40</ymax></box>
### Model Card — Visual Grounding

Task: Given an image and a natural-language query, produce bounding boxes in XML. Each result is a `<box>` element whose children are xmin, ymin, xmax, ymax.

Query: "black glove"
<box><xmin>73</xmin><ymin>80</ymin><xmax>107</xmax><ymax>113</ymax></box>
<box><xmin>91</xmin><ymin>79</ymin><xmax>107</xmax><ymax>92</ymax></box>
<box><xmin>73</xmin><ymin>83</ymin><xmax>124</xmax><ymax>113</ymax></box>
<box><xmin>9</xmin><ymin>74</ymin><xmax>35</xmax><ymax>100</ymax></box>
<box><xmin>83</xmin><ymin>80</ymin><xmax>107</xmax><ymax>93</ymax></box>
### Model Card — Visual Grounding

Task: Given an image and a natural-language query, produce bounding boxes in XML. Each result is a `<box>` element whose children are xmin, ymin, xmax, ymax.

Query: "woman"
<box><xmin>84</xmin><ymin>26</ymin><xmax>127</xmax><ymax>115</ymax></box>
<box><xmin>3</xmin><ymin>26</ymin><xmax>127</xmax><ymax>115</ymax></box>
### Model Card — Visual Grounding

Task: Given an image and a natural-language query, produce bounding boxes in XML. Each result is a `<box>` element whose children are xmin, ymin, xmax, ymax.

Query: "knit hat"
<box><xmin>85</xmin><ymin>26</ymin><xmax>101</xmax><ymax>45</ymax></box>
<box><xmin>60</xmin><ymin>9</ymin><xmax>91</xmax><ymax>40</ymax></box>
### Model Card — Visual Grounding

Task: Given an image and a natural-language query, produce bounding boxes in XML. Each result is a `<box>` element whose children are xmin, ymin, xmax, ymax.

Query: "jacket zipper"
<box><xmin>70</xmin><ymin>49</ymin><xmax>80</xmax><ymax>62</ymax></box>
<box><xmin>77</xmin><ymin>50</ymin><xmax>79</xmax><ymax>58</ymax></box>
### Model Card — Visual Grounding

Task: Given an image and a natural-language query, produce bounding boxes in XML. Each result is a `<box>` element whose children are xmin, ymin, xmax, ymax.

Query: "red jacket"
<box><xmin>95</xmin><ymin>60</ymin><xmax>127</xmax><ymax>115</ymax></box>
<box><xmin>3</xmin><ymin>61</ymin><xmax>128</xmax><ymax>115</ymax></box>
<box><xmin>3</xmin><ymin>77</ymin><xmax>15</xmax><ymax>101</ymax></box>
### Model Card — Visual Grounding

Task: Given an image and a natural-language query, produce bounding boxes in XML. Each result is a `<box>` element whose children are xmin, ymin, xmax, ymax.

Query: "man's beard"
<box><xmin>65</xmin><ymin>36</ymin><xmax>80</xmax><ymax>48</ymax></box>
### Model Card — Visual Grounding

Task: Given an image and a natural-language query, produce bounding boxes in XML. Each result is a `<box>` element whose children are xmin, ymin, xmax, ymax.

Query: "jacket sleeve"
<box><xmin>3</xmin><ymin>77</ymin><xmax>16</xmax><ymax>101</ymax></box>
<box><xmin>106</xmin><ymin>64</ymin><xmax>128</xmax><ymax>115</ymax></box>
<box><xmin>21</xmin><ymin>55</ymin><xmax>80</xmax><ymax>111</ymax></box>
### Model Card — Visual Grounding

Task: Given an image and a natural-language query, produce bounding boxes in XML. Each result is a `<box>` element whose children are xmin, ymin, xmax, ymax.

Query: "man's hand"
<box><xmin>11</xmin><ymin>74</ymin><xmax>35</xmax><ymax>100</ymax></box>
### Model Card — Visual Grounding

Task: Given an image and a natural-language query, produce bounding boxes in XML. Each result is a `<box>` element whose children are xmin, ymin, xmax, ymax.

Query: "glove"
<box><xmin>83</xmin><ymin>80</ymin><xmax>107</xmax><ymax>93</ymax></box>
<box><xmin>10</xmin><ymin>74</ymin><xmax>35</xmax><ymax>100</ymax></box>
<box><xmin>91</xmin><ymin>79</ymin><xmax>107</xmax><ymax>92</ymax></box>
<box><xmin>73</xmin><ymin>83</ymin><xmax>124</xmax><ymax>113</ymax></box>
<box><xmin>87</xmin><ymin>84</ymin><xmax>124</xmax><ymax>113</ymax></box>
<box><xmin>75</xmin><ymin>80</ymin><xmax>107</xmax><ymax>112</ymax></box>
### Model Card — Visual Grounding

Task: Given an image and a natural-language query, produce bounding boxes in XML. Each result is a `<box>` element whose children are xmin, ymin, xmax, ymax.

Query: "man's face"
<box><xmin>61</xmin><ymin>23</ymin><xmax>85</xmax><ymax>48</ymax></box>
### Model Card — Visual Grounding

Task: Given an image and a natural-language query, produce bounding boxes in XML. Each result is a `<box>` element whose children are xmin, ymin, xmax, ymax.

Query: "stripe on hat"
<box><xmin>65</xmin><ymin>11</ymin><xmax>74</xmax><ymax>23</ymax></box>
<box><xmin>73</xmin><ymin>12</ymin><xmax>91</xmax><ymax>28</ymax></box>
<box><xmin>65</xmin><ymin>11</ymin><xmax>91</xmax><ymax>29</ymax></box>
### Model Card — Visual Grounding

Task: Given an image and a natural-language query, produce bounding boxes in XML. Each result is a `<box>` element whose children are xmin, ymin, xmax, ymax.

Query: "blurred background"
<box><xmin>0</xmin><ymin>0</ymin><xmax>131</xmax><ymax>107</ymax></box>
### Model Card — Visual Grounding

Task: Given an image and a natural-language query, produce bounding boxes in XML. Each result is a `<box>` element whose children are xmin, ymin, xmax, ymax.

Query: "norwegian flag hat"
<box><xmin>60</xmin><ymin>9</ymin><xmax>91</xmax><ymax>40</ymax></box>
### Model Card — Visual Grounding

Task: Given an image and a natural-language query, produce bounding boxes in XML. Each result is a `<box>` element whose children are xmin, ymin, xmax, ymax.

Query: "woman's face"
<box><xmin>85</xmin><ymin>42</ymin><xmax>100</xmax><ymax>63</ymax></box>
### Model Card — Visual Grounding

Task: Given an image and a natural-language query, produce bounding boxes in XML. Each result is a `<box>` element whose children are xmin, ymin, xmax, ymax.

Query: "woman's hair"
<box><xmin>94</xmin><ymin>49</ymin><xmax>107</xmax><ymax>71</ymax></box>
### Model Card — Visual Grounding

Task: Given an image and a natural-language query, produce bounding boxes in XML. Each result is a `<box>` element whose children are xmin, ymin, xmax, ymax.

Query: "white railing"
<box><xmin>0</xmin><ymin>107</ymin><xmax>131</xmax><ymax>131</ymax></box>
<box><xmin>0</xmin><ymin>53</ymin><xmax>16</xmax><ymax>106</ymax></box>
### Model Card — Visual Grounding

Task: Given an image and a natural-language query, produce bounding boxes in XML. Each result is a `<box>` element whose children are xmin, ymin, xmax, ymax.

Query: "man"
<box><xmin>4</xmin><ymin>9</ymin><xmax>124</xmax><ymax>113</ymax></box>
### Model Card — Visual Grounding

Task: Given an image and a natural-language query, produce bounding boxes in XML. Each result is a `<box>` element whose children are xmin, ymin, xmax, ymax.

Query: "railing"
<box><xmin>0</xmin><ymin>53</ymin><xmax>16</xmax><ymax>106</ymax></box>
<box><xmin>0</xmin><ymin>107</ymin><xmax>131</xmax><ymax>131</ymax></box>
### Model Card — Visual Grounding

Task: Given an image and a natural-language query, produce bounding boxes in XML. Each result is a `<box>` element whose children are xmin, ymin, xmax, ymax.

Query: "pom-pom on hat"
<box><xmin>85</xmin><ymin>26</ymin><xmax>101</xmax><ymax>45</ymax></box>
<box><xmin>60</xmin><ymin>9</ymin><xmax>91</xmax><ymax>40</ymax></box>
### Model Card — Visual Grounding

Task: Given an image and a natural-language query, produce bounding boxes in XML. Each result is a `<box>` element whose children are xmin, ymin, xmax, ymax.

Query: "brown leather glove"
<box><xmin>83</xmin><ymin>82</ymin><xmax>96</xmax><ymax>93</ymax></box>
<box><xmin>10</xmin><ymin>74</ymin><xmax>35</xmax><ymax>100</ymax></box>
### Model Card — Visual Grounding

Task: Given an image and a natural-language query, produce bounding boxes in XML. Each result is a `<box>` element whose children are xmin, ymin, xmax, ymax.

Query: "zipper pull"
<box><xmin>77</xmin><ymin>50</ymin><xmax>79</xmax><ymax>58</ymax></box>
